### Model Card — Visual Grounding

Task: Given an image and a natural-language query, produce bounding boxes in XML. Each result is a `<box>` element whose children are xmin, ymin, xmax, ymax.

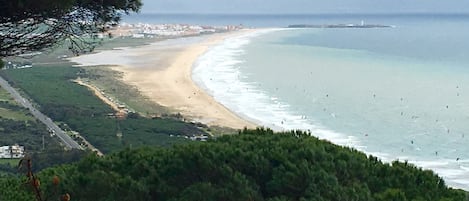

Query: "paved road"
<box><xmin>0</xmin><ymin>75</ymin><xmax>82</xmax><ymax>149</ymax></box>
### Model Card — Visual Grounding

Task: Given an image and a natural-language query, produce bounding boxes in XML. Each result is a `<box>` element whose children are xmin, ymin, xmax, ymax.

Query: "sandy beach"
<box><xmin>70</xmin><ymin>31</ymin><xmax>257</xmax><ymax>129</ymax></box>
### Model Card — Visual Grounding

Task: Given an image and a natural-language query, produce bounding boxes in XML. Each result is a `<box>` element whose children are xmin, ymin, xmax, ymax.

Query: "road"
<box><xmin>0</xmin><ymin>75</ymin><xmax>82</xmax><ymax>149</ymax></box>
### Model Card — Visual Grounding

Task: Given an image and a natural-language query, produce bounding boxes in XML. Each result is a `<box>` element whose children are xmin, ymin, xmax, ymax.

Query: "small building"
<box><xmin>131</xmin><ymin>33</ymin><xmax>145</xmax><ymax>38</ymax></box>
<box><xmin>190</xmin><ymin>135</ymin><xmax>209</xmax><ymax>142</ymax></box>
<box><xmin>0</xmin><ymin>145</ymin><xmax>25</xmax><ymax>159</ymax></box>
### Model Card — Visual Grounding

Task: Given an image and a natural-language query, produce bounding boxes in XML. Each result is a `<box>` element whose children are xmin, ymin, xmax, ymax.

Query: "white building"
<box><xmin>131</xmin><ymin>33</ymin><xmax>145</xmax><ymax>38</ymax></box>
<box><xmin>0</xmin><ymin>145</ymin><xmax>25</xmax><ymax>159</ymax></box>
<box><xmin>190</xmin><ymin>135</ymin><xmax>209</xmax><ymax>142</ymax></box>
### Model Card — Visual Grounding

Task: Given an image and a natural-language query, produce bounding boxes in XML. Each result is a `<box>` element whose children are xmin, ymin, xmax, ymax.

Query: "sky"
<box><xmin>140</xmin><ymin>0</ymin><xmax>469</xmax><ymax>14</ymax></box>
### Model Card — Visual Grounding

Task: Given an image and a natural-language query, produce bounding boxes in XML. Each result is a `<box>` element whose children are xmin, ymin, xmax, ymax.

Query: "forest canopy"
<box><xmin>3</xmin><ymin>129</ymin><xmax>466</xmax><ymax>201</ymax></box>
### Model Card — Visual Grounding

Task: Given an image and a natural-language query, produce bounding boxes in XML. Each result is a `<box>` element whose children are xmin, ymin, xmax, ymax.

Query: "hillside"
<box><xmin>0</xmin><ymin>65</ymin><xmax>204</xmax><ymax>154</ymax></box>
<box><xmin>2</xmin><ymin>129</ymin><xmax>466</xmax><ymax>201</ymax></box>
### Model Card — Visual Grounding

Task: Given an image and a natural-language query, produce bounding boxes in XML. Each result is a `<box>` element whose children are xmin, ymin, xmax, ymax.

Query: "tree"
<box><xmin>0</xmin><ymin>0</ymin><xmax>142</xmax><ymax>58</ymax></box>
<box><xmin>22</xmin><ymin>129</ymin><xmax>468</xmax><ymax>201</ymax></box>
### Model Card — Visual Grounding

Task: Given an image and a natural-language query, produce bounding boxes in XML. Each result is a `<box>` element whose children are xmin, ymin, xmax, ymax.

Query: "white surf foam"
<box><xmin>193</xmin><ymin>29</ymin><xmax>361</xmax><ymax>148</ymax></box>
<box><xmin>192</xmin><ymin>29</ymin><xmax>469</xmax><ymax>191</ymax></box>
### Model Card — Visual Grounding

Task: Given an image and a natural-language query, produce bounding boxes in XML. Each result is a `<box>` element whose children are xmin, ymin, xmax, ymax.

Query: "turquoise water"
<box><xmin>193</xmin><ymin>15</ymin><xmax>469</xmax><ymax>189</ymax></box>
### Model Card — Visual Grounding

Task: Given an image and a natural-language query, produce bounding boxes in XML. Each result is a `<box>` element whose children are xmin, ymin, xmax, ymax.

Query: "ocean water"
<box><xmin>190</xmin><ymin>14</ymin><xmax>469</xmax><ymax>190</ymax></box>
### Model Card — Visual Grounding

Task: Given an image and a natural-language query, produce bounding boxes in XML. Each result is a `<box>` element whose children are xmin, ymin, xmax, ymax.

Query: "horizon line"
<box><xmin>134</xmin><ymin>12</ymin><xmax>469</xmax><ymax>16</ymax></box>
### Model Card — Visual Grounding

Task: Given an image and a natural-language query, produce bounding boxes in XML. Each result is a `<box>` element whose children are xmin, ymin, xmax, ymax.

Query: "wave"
<box><xmin>192</xmin><ymin>29</ymin><xmax>361</xmax><ymax>148</ymax></box>
<box><xmin>192</xmin><ymin>29</ymin><xmax>469</xmax><ymax>190</ymax></box>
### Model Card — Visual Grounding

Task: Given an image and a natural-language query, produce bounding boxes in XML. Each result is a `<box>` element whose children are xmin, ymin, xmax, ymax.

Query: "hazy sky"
<box><xmin>141</xmin><ymin>0</ymin><xmax>469</xmax><ymax>14</ymax></box>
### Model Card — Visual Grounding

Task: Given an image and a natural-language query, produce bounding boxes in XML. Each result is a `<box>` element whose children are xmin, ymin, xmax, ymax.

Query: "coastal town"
<box><xmin>109</xmin><ymin>22</ymin><xmax>243</xmax><ymax>38</ymax></box>
<box><xmin>1</xmin><ymin>23</ymin><xmax>244</xmax><ymax>70</ymax></box>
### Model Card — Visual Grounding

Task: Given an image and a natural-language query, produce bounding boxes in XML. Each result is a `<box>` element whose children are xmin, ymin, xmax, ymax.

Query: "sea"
<box><xmin>124</xmin><ymin>13</ymin><xmax>469</xmax><ymax>190</ymax></box>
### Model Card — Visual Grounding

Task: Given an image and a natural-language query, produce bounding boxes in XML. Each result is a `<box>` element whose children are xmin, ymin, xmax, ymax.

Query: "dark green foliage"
<box><xmin>1</xmin><ymin>66</ymin><xmax>111</xmax><ymax>115</ymax></box>
<box><xmin>0</xmin><ymin>118</ymin><xmax>59</xmax><ymax>151</ymax></box>
<box><xmin>0</xmin><ymin>66</ymin><xmax>203</xmax><ymax>153</ymax></box>
<box><xmin>0</xmin><ymin>177</ymin><xmax>35</xmax><ymax>201</ymax></box>
<box><xmin>0</xmin><ymin>0</ymin><xmax>142</xmax><ymax>57</ymax></box>
<box><xmin>0</xmin><ymin>0</ymin><xmax>141</xmax><ymax>21</ymax></box>
<box><xmin>0</xmin><ymin>87</ymin><xmax>85</xmax><ymax>176</ymax></box>
<box><xmin>0</xmin><ymin>100</ymin><xmax>29</xmax><ymax>111</ymax></box>
<box><xmin>28</xmin><ymin>149</ymin><xmax>87</xmax><ymax>172</ymax></box>
<box><xmin>26</xmin><ymin>129</ymin><xmax>468</xmax><ymax>201</ymax></box>
<box><xmin>0</xmin><ymin>117</ymin><xmax>87</xmax><ymax>175</ymax></box>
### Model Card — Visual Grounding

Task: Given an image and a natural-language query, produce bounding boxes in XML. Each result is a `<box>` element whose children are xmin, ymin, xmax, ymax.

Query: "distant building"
<box><xmin>131</xmin><ymin>33</ymin><xmax>145</xmax><ymax>38</ymax></box>
<box><xmin>3</xmin><ymin>61</ymin><xmax>33</xmax><ymax>69</ymax></box>
<box><xmin>0</xmin><ymin>145</ymin><xmax>25</xmax><ymax>159</ymax></box>
<box><xmin>190</xmin><ymin>135</ymin><xmax>209</xmax><ymax>142</ymax></box>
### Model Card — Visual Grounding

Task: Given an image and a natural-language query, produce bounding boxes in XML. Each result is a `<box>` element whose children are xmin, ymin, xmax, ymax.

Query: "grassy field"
<box><xmin>0</xmin><ymin>159</ymin><xmax>20</xmax><ymax>166</ymax></box>
<box><xmin>96</xmin><ymin>37</ymin><xmax>159</xmax><ymax>50</ymax></box>
<box><xmin>0</xmin><ymin>88</ymin><xmax>13</xmax><ymax>101</ymax></box>
<box><xmin>0</xmin><ymin>37</ymin><xmax>192</xmax><ymax>174</ymax></box>
<box><xmin>29</xmin><ymin>37</ymin><xmax>170</xmax><ymax>117</ymax></box>
<box><xmin>0</xmin><ymin>108</ymin><xmax>34</xmax><ymax>121</ymax></box>
<box><xmin>82</xmin><ymin>67</ymin><xmax>170</xmax><ymax>116</ymax></box>
<box><xmin>30</xmin><ymin>37</ymin><xmax>159</xmax><ymax>65</ymax></box>
<box><xmin>0</xmin><ymin>64</ymin><xmax>205</xmax><ymax>154</ymax></box>
<box><xmin>0</xmin><ymin>85</ymin><xmax>56</xmax><ymax>153</ymax></box>
<box><xmin>0</xmin><ymin>87</ymin><xmax>35</xmax><ymax>121</ymax></box>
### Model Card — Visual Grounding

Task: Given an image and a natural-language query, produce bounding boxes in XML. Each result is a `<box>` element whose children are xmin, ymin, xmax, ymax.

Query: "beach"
<box><xmin>67</xmin><ymin>14</ymin><xmax>469</xmax><ymax>191</ymax></box>
<box><xmin>70</xmin><ymin>30</ymin><xmax>257</xmax><ymax>129</ymax></box>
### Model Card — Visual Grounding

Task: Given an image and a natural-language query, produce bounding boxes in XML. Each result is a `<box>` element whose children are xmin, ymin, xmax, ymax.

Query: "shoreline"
<box><xmin>70</xmin><ymin>30</ymin><xmax>257</xmax><ymax>129</ymax></box>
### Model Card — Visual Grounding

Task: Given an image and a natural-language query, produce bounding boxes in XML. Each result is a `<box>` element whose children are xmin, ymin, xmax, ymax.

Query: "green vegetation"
<box><xmin>0</xmin><ymin>65</ymin><xmax>205</xmax><ymax>154</ymax></box>
<box><xmin>81</xmin><ymin>67</ymin><xmax>170</xmax><ymax>116</ymax></box>
<box><xmin>0</xmin><ymin>158</ymin><xmax>20</xmax><ymax>166</ymax></box>
<box><xmin>0</xmin><ymin>88</ymin><xmax>14</xmax><ymax>100</ymax></box>
<box><xmin>0</xmin><ymin>88</ymin><xmax>58</xmax><ymax>145</ymax></box>
<box><xmin>1</xmin><ymin>0</ymin><xmax>142</xmax><ymax>57</ymax></box>
<box><xmin>0</xmin><ymin>105</ymin><xmax>34</xmax><ymax>122</ymax></box>
<box><xmin>29</xmin><ymin>36</ymin><xmax>158</xmax><ymax>65</ymax></box>
<box><xmin>0</xmin><ymin>87</ymin><xmax>33</xmax><ymax>121</ymax></box>
<box><xmin>0</xmin><ymin>118</ymin><xmax>59</xmax><ymax>152</ymax></box>
<box><xmin>96</xmin><ymin>37</ymin><xmax>160</xmax><ymax>50</ymax></box>
<box><xmin>0</xmin><ymin>177</ymin><xmax>34</xmax><ymax>201</ymax></box>
<box><xmin>1</xmin><ymin>129</ymin><xmax>466</xmax><ymax>201</ymax></box>
<box><xmin>0</xmin><ymin>91</ymin><xmax>73</xmax><ymax>175</ymax></box>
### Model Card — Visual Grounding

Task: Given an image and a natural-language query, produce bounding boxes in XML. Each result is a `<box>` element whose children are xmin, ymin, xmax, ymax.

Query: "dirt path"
<box><xmin>74</xmin><ymin>78</ymin><xmax>121</xmax><ymax>112</ymax></box>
